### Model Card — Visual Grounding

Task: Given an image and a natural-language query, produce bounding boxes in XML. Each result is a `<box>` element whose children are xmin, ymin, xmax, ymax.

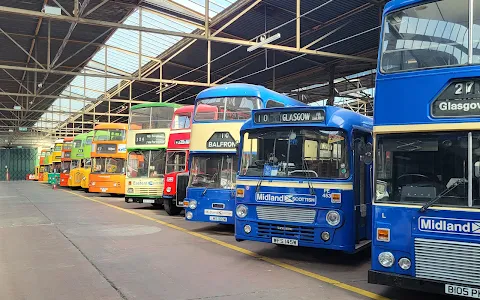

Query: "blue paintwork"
<box><xmin>235</xmin><ymin>106</ymin><xmax>373</xmax><ymax>252</ymax></box>
<box><xmin>185</xmin><ymin>187</ymin><xmax>236</xmax><ymax>224</ymax></box>
<box><xmin>371</xmin><ymin>0</ymin><xmax>480</xmax><ymax>290</ymax></box>
<box><xmin>372</xmin><ymin>205</ymin><xmax>480</xmax><ymax>277</ymax></box>
<box><xmin>242</xmin><ymin>105</ymin><xmax>373</xmax><ymax>133</ymax></box>
<box><xmin>185</xmin><ymin>84</ymin><xmax>305</xmax><ymax>224</ymax></box>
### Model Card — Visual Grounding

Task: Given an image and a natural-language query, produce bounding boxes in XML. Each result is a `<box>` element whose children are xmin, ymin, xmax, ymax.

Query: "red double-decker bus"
<box><xmin>163</xmin><ymin>105</ymin><xmax>193</xmax><ymax>215</ymax></box>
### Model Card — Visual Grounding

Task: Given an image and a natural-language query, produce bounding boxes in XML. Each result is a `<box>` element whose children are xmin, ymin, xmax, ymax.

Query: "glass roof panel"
<box><xmin>33</xmin><ymin>0</ymin><xmax>239</xmax><ymax>132</ymax></box>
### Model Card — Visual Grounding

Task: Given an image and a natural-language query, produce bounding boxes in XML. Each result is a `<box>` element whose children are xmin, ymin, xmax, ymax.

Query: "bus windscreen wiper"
<box><xmin>256</xmin><ymin>168</ymin><xmax>265</xmax><ymax>192</ymax></box>
<box><xmin>301</xmin><ymin>159</ymin><xmax>315</xmax><ymax>195</ymax></box>
<box><xmin>419</xmin><ymin>178</ymin><xmax>466</xmax><ymax>212</ymax></box>
<box><xmin>201</xmin><ymin>172</ymin><xmax>218</xmax><ymax>196</ymax></box>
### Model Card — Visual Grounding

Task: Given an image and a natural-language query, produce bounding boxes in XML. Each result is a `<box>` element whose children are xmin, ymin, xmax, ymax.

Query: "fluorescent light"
<box><xmin>247</xmin><ymin>33</ymin><xmax>281</xmax><ymax>52</ymax></box>
<box><xmin>13</xmin><ymin>105</ymin><xmax>22</xmax><ymax>110</ymax></box>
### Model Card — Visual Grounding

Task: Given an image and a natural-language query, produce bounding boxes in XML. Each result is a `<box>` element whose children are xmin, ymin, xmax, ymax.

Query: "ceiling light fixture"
<box><xmin>247</xmin><ymin>33</ymin><xmax>281</xmax><ymax>52</ymax></box>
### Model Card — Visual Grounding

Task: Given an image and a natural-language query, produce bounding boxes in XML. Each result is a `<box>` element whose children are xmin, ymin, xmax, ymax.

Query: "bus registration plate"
<box><xmin>209</xmin><ymin>216</ymin><xmax>227</xmax><ymax>222</ymax></box>
<box><xmin>446</xmin><ymin>284</ymin><xmax>480</xmax><ymax>298</ymax></box>
<box><xmin>143</xmin><ymin>199</ymin><xmax>155</xmax><ymax>204</ymax></box>
<box><xmin>272</xmin><ymin>237</ymin><xmax>298</xmax><ymax>246</ymax></box>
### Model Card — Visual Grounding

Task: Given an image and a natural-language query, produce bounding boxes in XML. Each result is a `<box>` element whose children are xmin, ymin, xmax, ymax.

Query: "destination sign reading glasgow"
<box><xmin>418</xmin><ymin>217</ymin><xmax>480</xmax><ymax>236</ymax></box>
<box><xmin>432</xmin><ymin>80</ymin><xmax>480</xmax><ymax>117</ymax></box>
<box><xmin>254</xmin><ymin>109</ymin><xmax>325</xmax><ymax>124</ymax></box>
<box><xmin>255</xmin><ymin>192</ymin><xmax>317</xmax><ymax>206</ymax></box>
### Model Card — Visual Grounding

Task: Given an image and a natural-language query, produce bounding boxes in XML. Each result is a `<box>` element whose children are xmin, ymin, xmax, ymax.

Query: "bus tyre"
<box><xmin>164</xmin><ymin>198</ymin><xmax>182</xmax><ymax>216</ymax></box>
<box><xmin>84</xmin><ymin>188</ymin><xmax>90</xmax><ymax>193</ymax></box>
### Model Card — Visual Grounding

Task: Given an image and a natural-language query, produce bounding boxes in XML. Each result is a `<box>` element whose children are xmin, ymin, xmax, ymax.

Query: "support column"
<box><xmin>296</xmin><ymin>0</ymin><xmax>300</xmax><ymax>49</ymax></box>
<box><xmin>207</xmin><ymin>38</ymin><xmax>211</xmax><ymax>86</ymax></box>
<box><xmin>327</xmin><ymin>65</ymin><xmax>335</xmax><ymax>106</ymax></box>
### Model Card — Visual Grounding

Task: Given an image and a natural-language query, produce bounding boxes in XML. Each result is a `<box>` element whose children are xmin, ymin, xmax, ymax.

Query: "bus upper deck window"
<box><xmin>381</xmin><ymin>0</ymin><xmax>469</xmax><ymax>73</ymax></box>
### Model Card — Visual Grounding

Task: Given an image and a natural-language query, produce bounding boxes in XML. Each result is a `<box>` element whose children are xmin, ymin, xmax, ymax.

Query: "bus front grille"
<box><xmin>415</xmin><ymin>238</ymin><xmax>480</xmax><ymax>286</ymax></box>
<box><xmin>135</xmin><ymin>186</ymin><xmax>163</xmax><ymax>196</ymax></box>
<box><xmin>256</xmin><ymin>206</ymin><xmax>316</xmax><ymax>224</ymax></box>
<box><xmin>257</xmin><ymin>222</ymin><xmax>315</xmax><ymax>242</ymax></box>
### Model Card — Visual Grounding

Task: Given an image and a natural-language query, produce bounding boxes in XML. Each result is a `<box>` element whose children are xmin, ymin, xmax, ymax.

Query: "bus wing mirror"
<box><xmin>475</xmin><ymin>161</ymin><xmax>480</xmax><ymax>178</ymax></box>
<box><xmin>363</xmin><ymin>143</ymin><xmax>373</xmax><ymax>165</ymax></box>
<box><xmin>235</xmin><ymin>142</ymin><xmax>241</xmax><ymax>156</ymax></box>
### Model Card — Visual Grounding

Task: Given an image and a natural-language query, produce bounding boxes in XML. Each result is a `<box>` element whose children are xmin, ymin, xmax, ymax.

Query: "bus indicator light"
<box><xmin>377</xmin><ymin>228</ymin><xmax>390</xmax><ymax>242</ymax></box>
<box><xmin>236</xmin><ymin>188</ymin><xmax>244</xmax><ymax>197</ymax></box>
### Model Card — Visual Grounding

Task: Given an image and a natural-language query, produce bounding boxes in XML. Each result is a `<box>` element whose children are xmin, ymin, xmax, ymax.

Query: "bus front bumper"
<box><xmin>367</xmin><ymin>270</ymin><xmax>480</xmax><ymax>296</ymax></box>
<box><xmin>125</xmin><ymin>196</ymin><xmax>162</xmax><ymax>204</ymax></box>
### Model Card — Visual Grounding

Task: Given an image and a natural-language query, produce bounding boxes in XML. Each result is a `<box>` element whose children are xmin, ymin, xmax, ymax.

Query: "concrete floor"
<box><xmin>0</xmin><ymin>181</ymin><xmax>457</xmax><ymax>300</ymax></box>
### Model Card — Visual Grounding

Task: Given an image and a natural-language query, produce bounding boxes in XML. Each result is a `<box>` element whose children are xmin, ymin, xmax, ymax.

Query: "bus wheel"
<box><xmin>84</xmin><ymin>188</ymin><xmax>90</xmax><ymax>193</ymax></box>
<box><xmin>164</xmin><ymin>198</ymin><xmax>182</xmax><ymax>216</ymax></box>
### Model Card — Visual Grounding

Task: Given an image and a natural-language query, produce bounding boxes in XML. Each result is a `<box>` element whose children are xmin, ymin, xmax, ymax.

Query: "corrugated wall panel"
<box><xmin>0</xmin><ymin>149</ymin><xmax>37</xmax><ymax>181</ymax></box>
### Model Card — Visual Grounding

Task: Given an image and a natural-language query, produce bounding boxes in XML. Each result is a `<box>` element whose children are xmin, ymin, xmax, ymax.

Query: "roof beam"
<box><xmin>0</xmin><ymin>91</ymin><xmax>150</xmax><ymax>104</ymax></box>
<box><xmin>0</xmin><ymin>107</ymin><xmax>130</xmax><ymax>117</ymax></box>
<box><xmin>0</xmin><ymin>64</ymin><xmax>214</xmax><ymax>87</ymax></box>
<box><xmin>0</xmin><ymin>5</ymin><xmax>375</xmax><ymax>62</ymax></box>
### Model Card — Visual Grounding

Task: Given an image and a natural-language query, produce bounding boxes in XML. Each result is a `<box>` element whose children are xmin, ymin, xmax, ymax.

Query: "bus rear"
<box><xmin>369</xmin><ymin>0</ymin><xmax>480</xmax><ymax>296</ymax></box>
<box><xmin>125</xmin><ymin>103</ymin><xmax>179</xmax><ymax>205</ymax></box>
<box><xmin>60</xmin><ymin>137</ymin><xmax>73</xmax><ymax>187</ymax></box>
<box><xmin>89</xmin><ymin>124</ymin><xmax>128</xmax><ymax>195</ymax></box>
<box><xmin>163</xmin><ymin>105</ymin><xmax>194</xmax><ymax>215</ymax></box>
<box><xmin>235</xmin><ymin>107</ymin><xmax>373</xmax><ymax>252</ymax></box>
<box><xmin>184</xmin><ymin>84</ymin><xmax>304</xmax><ymax>225</ymax></box>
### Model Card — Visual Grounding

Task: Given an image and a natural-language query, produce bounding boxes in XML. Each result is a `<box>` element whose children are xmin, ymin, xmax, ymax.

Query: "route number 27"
<box><xmin>455</xmin><ymin>81</ymin><xmax>475</xmax><ymax>95</ymax></box>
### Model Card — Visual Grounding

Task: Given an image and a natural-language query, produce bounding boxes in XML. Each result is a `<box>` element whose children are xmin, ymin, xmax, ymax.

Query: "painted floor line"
<box><xmin>62</xmin><ymin>189</ymin><xmax>390</xmax><ymax>300</ymax></box>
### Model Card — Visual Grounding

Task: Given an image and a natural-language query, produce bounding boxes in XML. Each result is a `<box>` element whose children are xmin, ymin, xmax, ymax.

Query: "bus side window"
<box><xmin>266</xmin><ymin>100</ymin><xmax>285</xmax><ymax>108</ymax></box>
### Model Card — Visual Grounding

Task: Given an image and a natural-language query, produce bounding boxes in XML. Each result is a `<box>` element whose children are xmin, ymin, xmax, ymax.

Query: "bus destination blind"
<box><xmin>135</xmin><ymin>133</ymin><xmax>165</xmax><ymax>145</ymax></box>
<box><xmin>254</xmin><ymin>109</ymin><xmax>325</xmax><ymax>125</ymax></box>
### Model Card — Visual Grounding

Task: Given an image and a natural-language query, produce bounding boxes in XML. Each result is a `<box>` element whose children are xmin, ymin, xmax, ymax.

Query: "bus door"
<box><xmin>353</xmin><ymin>131</ymin><xmax>370</xmax><ymax>244</ymax></box>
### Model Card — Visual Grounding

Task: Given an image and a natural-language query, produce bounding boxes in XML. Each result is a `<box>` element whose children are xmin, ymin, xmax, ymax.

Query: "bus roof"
<box><xmin>94</xmin><ymin>123</ymin><xmax>128</xmax><ymax>130</ymax></box>
<box><xmin>73</xmin><ymin>133</ymin><xmax>87</xmax><ymax>141</ymax></box>
<box><xmin>174</xmin><ymin>105</ymin><xmax>194</xmax><ymax>115</ymax></box>
<box><xmin>383</xmin><ymin>0</ymin><xmax>422</xmax><ymax>14</ymax></box>
<box><xmin>63</xmin><ymin>137</ymin><xmax>74</xmax><ymax>142</ymax></box>
<box><xmin>196</xmin><ymin>83</ymin><xmax>303</xmax><ymax>107</ymax></box>
<box><xmin>54</xmin><ymin>139</ymin><xmax>64</xmax><ymax>143</ymax></box>
<box><xmin>131</xmin><ymin>102</ymin><xmax>183</xmax><ymax>110</ymax></box>
<box><xmin>241</xmin><ymin>106</ymin><xmax>373</xmax><ymax>132</ymax></box>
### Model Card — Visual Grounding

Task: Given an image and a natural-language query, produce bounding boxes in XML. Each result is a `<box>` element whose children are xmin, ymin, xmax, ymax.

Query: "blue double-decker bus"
<box><xmin>234</xmin><ymin>106</ymin><xmax>373</xmax><ymax>253</ymax></box>
<box><xmin>184</xmin><ymin>84</ymin><xmax>303</xmax><ymax>225</ymax></box>
<box><xmin>369</xmin><ymin>0</ymin><xmax>480</xmax><ymax>297</ymax></box>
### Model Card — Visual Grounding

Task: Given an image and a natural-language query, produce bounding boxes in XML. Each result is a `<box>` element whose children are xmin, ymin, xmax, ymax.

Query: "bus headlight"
<box><xmin>326</xmin><ymin>211</ymin><xmax>341</xmax><ymax>226</ymax></box>
<box><xmin>127</xmin><ymin>188</ymin><xmax>134</xmax><ymax>193</ymax></box>
<box><xmin>378</xmin><ymin>252</ymin><xmax>395</xmax><ymax>268</ymax></box>
<box><xmin>398</xmin><ymin>258</ymin><xmax>411</xmax><ymax>270</ymax></box>
<box><xmin>236</xmin><ymin>204</ymin><xmax>248</xmax><ymax>218</ymax></box>
<box><xmin>186</xmin><ymin>211</ymin><xmax>193</xmax><ymax>220</ymax></box>
<box><xmin>244</xmin><ymin>224</ymin><xmax>251</xmax><ymax>234</ymax></box>
<box><xmin>189</xmin><ymin>200</ymin><xmax>197</xmax><ymax>210</ymax></box>
<box><xmin>91</xmin><ymin>182</ymin><xmax>96</xmax><ymax>186</ymax></box>
<box><xmin>166</xmin><ymin>187</ymin><xmax>172</xmax><ymax>193</ymax></box>
<box><xmin>321</xmin><ymin>231</ymin><xmax>330</xmax><ymax>241</ymax></box>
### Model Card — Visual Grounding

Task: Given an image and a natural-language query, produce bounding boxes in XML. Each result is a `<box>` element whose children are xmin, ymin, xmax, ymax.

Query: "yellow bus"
<box><xmin>48</xmin><ymin>139</ymin><xmax>63</xmax><ymax>184</ymax></box>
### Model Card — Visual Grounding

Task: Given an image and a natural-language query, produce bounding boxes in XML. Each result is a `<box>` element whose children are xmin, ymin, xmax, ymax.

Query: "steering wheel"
<box><xmin>397</xmin><ymin>173</ymin><xmax>431</xmax><ymax>182</ymax></box>
<box><xmin>289</xmin><ymin>170</ymin><xmax>319</xmax><ymax>177</ymax></box>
